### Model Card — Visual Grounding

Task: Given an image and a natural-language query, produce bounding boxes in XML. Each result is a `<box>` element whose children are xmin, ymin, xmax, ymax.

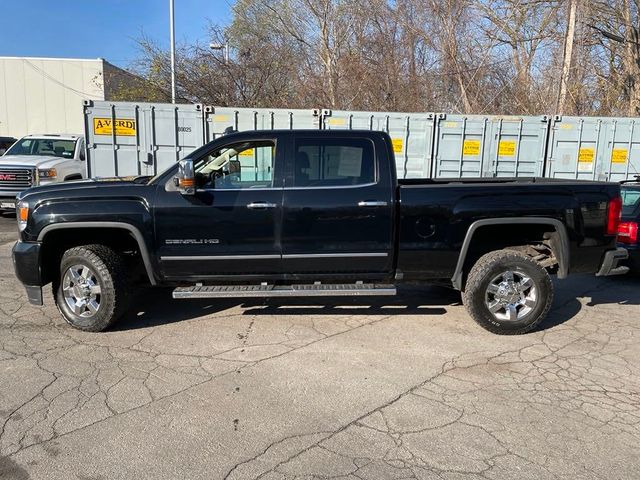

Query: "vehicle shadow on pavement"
<box><xmin>112</xmin><ymin>286</ymin><xmax>459</xmax><ymax>331</ymax></box>
<box><xmin>582</xmin><ymin>274</ymin><xmax>640</xmax><ymax>307</ymax></box>
<box><xmin>240</xmin><ymin>286</ymin><xmax>457</xmax><ymax>317</ymax></box>
<box><xmin>112</xmin><ymin>288</ymin><xmax>242</xmax><ymax>330</ymax></box>
<box><xmin>112</xmin><ymin>276</ymin><xmax>639</xmax><ymax>333</ymax></box>
<box><xmin>538</xmin><ymin>274</ymin><xmax>640</xmax><ymax>331</ymax></box>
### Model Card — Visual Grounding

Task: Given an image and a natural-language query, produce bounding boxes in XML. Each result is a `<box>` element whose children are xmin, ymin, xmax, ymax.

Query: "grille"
<box><xmin>0</xmin><ymin>167</ymin><xmax>34</xmax><ymax>189</ymax></box>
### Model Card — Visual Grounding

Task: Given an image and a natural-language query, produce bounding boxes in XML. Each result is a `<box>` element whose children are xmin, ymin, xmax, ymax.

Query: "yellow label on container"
<box><xmin>443</xmin><ymin>121</ymin><xmax>458</xmax><ymax>128</ymax></box>
<box><xmin>559</xmin><ymin>124</ymin><xmax>573</xmax><ymax>130</ymax></box>
<box><xmin>463</xmin><ymin>140</ymin><xmax>481</xmax><ymax>156</ymax></box>
<box><xmin>578</xmin><ymin>148</ymin><xmax>595</xmax><ymax>162</ymax></box>
<box><xmin>392</xmin><ymin>138</ymin><xmax>403</xmax><ymax>153</ymax></box>
<box><xmin>327</xmin><ymin>117</ymin><xmax>347</xmax><ymax>126</ymax></box>
<box><xmin>498</xmin><ymin>140</ymin><xmax>516</xmax><ymax>157</ymax></box>
<box><xmin>213</xmin><ymin>115</ymin><xmax>230</xmax><ymax>122</ymax></box>
<box><xmin>93</xmin><ymin>118</ymin><xmax>136</xmax><ymax>136</ymax></box>
<box><xmin>239</xmin><ymin>148</ymin><xmax>254</xmax><ymax>157</ymax></box>
<box><xmin>611</xmin><ymin>148</ymin><xmax>628</xmax><ymax>163</ymax></box>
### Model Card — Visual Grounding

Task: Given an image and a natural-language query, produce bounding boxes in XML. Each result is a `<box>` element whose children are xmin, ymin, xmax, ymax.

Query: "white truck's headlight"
<box><xmin>38</xmin><ymin>168</ymin><xmax>57</xmax><ymax>179</ymax></box>
<box><xmin>17</xmin><ymin>201</ymin><xmax>28</xmax><ymax>231</ymax></box>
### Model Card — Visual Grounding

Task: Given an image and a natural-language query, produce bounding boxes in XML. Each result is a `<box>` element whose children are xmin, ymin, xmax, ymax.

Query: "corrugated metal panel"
<box><xmin>204</xmin><ymin>106</ymin><xmax>321</xmax><ymax>141</ymax></box>
<box><xmin>601</xmin><ymin>118</ymin><xmax>640</xmax><ymax>182</ymax></box>
<box><xmin>545</xmin><ymin>116</ymin><xmax>607</xmax><ymax>180</ymax></box>
<box><xmin>321</xmin><ymin>110</ymin><xmax>436</xmax><ymax>178</ymax></box>
<box><xmin>546</xmin><ymin>116</ymin><xmax>640</xmax><ymax>182</ymax></box>
<box><xmin>0</xmin><ymin>57</ymin><xmax>104</xmax><ymax>137</ymax></box>
<box><xmin>434</xmin><ymin>115</ymin><xmax>489</xmax><ymax>177</ymax></box>
<box><xmin>487</xmin><ymin>116</ymin><xmax>549</xmax><ymax>177</ymax></box>
<box><xmin>83</xmin><ymin>100</ymin><xmax>205</xmax><ymax>178</ymax></box>
<box><xmin>433</xmin><ymin>114</ymin><xmax>549</xmax><ymax>178</ymax></box>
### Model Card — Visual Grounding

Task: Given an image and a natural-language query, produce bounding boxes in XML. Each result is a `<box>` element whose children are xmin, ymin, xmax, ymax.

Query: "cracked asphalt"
<box><xmin>1</xmin><ymin>213</ymin><xmax>639</xmax><ymax>479</ymax></box>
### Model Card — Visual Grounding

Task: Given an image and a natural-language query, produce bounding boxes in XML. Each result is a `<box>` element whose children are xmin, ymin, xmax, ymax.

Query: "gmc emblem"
<box><xmin>0</xmin><ymin>174</ymin><xmax>16</xmax><ymax>181</ymax></box>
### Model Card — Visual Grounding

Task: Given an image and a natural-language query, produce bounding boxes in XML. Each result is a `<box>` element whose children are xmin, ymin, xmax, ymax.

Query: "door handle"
<box><xmin>357</xmin><ymin>201</ymin><xmax>388</xmax><ymax>207</ymax></box>
<box><xmin>247</xmin><ymin>201</ymin><xmax>277</xmax><ymax>209</ymax></box>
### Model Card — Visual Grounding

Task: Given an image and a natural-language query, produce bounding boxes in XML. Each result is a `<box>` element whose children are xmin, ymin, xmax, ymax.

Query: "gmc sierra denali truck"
<box><xmin>12</xmin><ymin>130</ymin><xmax>628</xmax><ymax>334</ymax></box>
<box><xmin>0</xmin><ymin>134</ymin><xmax>86</xmax><ymax>211</ymax></box>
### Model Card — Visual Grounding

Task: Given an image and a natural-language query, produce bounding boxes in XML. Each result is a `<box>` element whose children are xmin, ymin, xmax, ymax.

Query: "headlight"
<box><xmin>17</xmin><ymin>201</ymin><xmax>28</xmax><ymax>231</ymax></box>
<box><xmin>38</xmin><ymin>168</ymin><xmax>57</xmax><ymax>179</ymax></box>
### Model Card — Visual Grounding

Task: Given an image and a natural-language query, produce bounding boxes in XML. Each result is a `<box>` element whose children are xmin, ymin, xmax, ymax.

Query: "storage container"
<box><xmin>83</xmin><ymin>100</ymin><xmax>205</xmax><ymax>177</ymax></box>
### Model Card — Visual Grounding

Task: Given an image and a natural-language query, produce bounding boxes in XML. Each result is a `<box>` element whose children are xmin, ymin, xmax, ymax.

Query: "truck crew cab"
<box><xmin>12</xmin><ymin>130</ymin><xmax>628</xmax><ymax>334</ymax></box>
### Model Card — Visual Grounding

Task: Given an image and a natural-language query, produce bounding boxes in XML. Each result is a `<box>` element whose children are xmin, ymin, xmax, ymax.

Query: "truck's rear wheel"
<box><xmin>53</xmin><ymin>245</ymin><xmax>129</xmax><ymax>332</ymax></box>
<box><xmin>463</xmin><ymin>250</ymin><xmax>553</xmax><ymax>335</ymax></box>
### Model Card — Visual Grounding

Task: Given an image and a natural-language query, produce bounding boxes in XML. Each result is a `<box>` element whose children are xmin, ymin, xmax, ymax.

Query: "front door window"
<box><xmin>196</xmin><ymin>141</ymin><xmax>275</xmax><ymax>190</ymax></box>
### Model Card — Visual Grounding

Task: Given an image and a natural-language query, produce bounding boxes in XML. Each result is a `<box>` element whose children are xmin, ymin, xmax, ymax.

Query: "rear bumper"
<box><xmin>12</xmin><ymin>241</ymin><xmax>44</xmax><ymax>306</ymax></box>
<box><xmin>596</xmin><ymin>247</ymin><xmax>629</xmax><ymax>277</ymax></box>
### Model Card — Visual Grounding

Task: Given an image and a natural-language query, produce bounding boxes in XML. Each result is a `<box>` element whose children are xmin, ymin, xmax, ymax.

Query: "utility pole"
<box><xmin>557</xmin><ymin>0</ymin><xmax>577</xmax><ymax>115</ymax></box>
<box><xmin>169</xmin><ymin>0</ymin><xmax>176</xmax><ymax>103</ymax></box>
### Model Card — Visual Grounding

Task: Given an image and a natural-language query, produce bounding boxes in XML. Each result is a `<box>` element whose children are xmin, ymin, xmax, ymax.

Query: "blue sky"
<box><xmin>0</xmin><ymin>0</ymin><xmax>232</xmax><ymax>67</ymax></box>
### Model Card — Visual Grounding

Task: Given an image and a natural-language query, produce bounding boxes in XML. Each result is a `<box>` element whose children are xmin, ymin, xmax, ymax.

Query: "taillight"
<box><xmin>606</xmin><ymin>196</ymin><xmax>622</xmax><ymax>235</ymax></box>
<box><xmin>618</xmin><ymin>221</ymin><xmax>639</xmax><ymax>245</ymax></box>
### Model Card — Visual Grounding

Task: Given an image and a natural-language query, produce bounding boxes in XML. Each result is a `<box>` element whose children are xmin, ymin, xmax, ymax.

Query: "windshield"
<box><xmin>6</xmin><ymin>138</ymin><xmax>76</xmax><ymax>158</ymax></box>
<box><xmin>621</xmin><ymin>186</ymin><xmax>640</xmax><ymax>216</ymax></box>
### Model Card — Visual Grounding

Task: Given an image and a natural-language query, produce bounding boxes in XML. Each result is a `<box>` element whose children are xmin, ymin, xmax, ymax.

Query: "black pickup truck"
<box><xmin>12</xmin><ymin>130</ymin><xmax>628</xmax><ymax>334</ymax></box>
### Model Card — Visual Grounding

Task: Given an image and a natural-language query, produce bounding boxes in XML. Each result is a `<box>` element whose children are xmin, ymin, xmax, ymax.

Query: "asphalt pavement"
<box><xmin>0</xmin><ymin>218</ymin><xmax>639</xmax><ymax>479</ymax></box>
<box><xmin>0</xmin><ymin>212</ymin><xmax>17</xmax><ymax>245</ymax></box>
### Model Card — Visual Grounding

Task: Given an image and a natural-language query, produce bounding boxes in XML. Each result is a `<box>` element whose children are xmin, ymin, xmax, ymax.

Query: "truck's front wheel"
<box><xmin>53</xmin><ymin>245</ymin><xmax>129</xmax><ymax>332</ymax></box>
<box><xmin>463</xmin><ymin>250</ymin><xmax>553</xmax><ymax>335</ymax></box>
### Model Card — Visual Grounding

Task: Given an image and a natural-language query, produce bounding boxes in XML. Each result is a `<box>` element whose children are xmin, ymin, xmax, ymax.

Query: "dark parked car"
<box><xmin>619</xmin><ymin>177</ymin><xmax>640</xmax><ymax>272</ymax></box>
<box><xmin>12</xmin><ymin>130</ymin><xmax>628</xmax><ymax>335</ymax></box>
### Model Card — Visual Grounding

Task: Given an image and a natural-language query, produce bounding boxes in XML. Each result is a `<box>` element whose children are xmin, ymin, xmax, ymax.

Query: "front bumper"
<box><xmin>0</xmin><ymin>193</ymin><xmax>18</xmax><ymax>209</ymax></box>
<box><xmin>12</xmin><ymin>241</ymin><xmax>44</xmax><ymax>305</ymax></box>
<box><xmin>596</xmin><ymin>247</ymin><xmax>629</xmax><ymax>277</ymax></box>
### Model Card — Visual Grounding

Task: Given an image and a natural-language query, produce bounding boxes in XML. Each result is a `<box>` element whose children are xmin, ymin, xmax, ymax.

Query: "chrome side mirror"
<box><xmin>176</xmin><ymin>159</ymin><xmax>195</xmax><ymax>195</ymax></box>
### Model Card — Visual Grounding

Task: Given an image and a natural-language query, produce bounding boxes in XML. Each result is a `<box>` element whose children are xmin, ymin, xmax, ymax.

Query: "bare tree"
<box><xmin>119</xmin><ymin>0</ymin><xmax>636</xmax><ymax>117</ymax></box>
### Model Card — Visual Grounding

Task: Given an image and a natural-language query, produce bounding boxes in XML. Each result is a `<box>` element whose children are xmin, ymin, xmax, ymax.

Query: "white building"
<box><xmin>0</xmin><ymin>56</ymin><xmax>130</xmax><ymax>138</ymax></box>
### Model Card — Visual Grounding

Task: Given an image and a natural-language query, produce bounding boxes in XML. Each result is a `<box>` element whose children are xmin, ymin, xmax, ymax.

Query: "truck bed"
<box><xmin>396</xmin><ymin>178</ymin><xmax>621</xmax><ymax>282</ymax></box>
<box><xmin>398</xmin><ymin>176</ymin><xmax>613</xmax><ymax>186</ymax></box>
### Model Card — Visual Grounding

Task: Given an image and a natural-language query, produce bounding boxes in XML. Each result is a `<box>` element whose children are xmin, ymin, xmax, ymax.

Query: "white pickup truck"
<box><xmin>0</xmin><ymin>134</ymin><xmax>87</xmax><ymax>210</ymax></box>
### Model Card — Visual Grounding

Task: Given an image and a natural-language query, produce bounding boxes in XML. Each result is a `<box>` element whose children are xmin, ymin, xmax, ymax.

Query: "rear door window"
<box><xmin>292</xmin><ymin>138</ymin><xmax>375</xmax><ymax>187</ymax></box>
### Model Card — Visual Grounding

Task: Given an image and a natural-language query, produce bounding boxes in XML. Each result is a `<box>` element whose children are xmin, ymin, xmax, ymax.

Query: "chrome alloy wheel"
<box><xmin>62</xmin><ymin>264</ymin><xmax>102</xmax><ymax>317</ymax></box>
<box><xmin>484</xmin><ymin>270</ymin><xmax>538</xmax><ymax>322</ymax></box>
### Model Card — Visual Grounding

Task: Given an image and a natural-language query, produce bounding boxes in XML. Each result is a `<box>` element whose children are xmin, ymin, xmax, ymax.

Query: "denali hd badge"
<box><xmin>165</xmin><ymin>239</ymin><xmax>220</xmax><ymax>245</ymax></box>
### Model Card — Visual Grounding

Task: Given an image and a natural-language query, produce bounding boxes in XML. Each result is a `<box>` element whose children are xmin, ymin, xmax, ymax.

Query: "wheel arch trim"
<box><xmin>451</xmin><ymin>217</ymin><xmax>570</xmax><ymax>290</ymax></box>
<box><xmin>37</xmin><ymin>222</ymin><xmax>157</xmax><ymax>285</ymax></box>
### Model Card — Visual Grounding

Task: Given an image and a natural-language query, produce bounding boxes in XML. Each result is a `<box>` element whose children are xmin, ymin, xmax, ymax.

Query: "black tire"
<box><xmin>53</xmin><ymin>244</ymin><xmax>129</xmax><ymax>332</ymax></box>
<box><xmin>462</xmin><ymin>249</ymin><xmax>553</xmax><ymax>335</ymax></box>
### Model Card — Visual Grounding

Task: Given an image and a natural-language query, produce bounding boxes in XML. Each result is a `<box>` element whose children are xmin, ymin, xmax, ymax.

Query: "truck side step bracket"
<box><xmin>172</xmin><ymin>283</ymin><xmax>397</xmax><ymax>299</ymax></box>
